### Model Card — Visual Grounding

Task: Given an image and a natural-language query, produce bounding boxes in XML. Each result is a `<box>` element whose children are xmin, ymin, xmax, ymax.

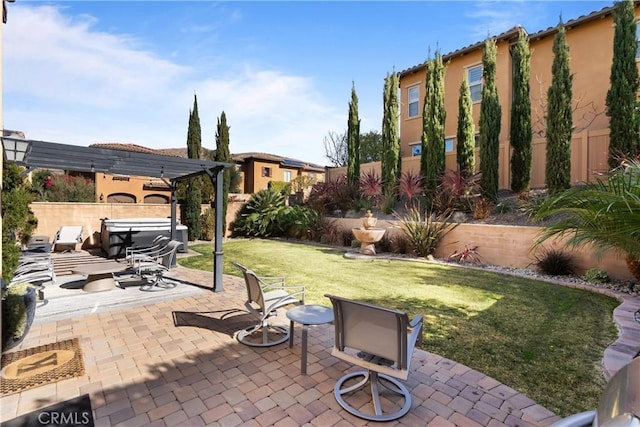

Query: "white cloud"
<box><xmin>2</xmin><ymin>4</ymin><xmax>343</xmax><ymax>166</ymax></box>
<box><xmin>466</xmin><ymin>1</ymin><xmax>544</xmax><ymax>40</ymax></box>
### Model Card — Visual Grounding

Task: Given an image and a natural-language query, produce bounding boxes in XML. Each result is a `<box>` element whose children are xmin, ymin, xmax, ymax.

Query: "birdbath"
<box><xmin>352</xmin><ymin>210</ymin><xmax>386</xmax><ymax>256</ymax></box>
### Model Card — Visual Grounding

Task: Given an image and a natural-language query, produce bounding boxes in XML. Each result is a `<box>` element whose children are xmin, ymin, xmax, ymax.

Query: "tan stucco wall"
<box><xmin>331</xmin><ymin>218</ymin><xmax>632</xmax><ymax>281</ymax></box>
<box><xmin>30</xmin><ymin>196</ymin><xmax>250</xmax><ymax>247</ymax></box>
<box><xmin>95</xmin><ymin>173</ymin><xmax>171</xmax><ymax>204</ymax></box>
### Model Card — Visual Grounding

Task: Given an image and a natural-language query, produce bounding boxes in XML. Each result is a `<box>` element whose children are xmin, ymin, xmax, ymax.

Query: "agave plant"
<box><xmin>534</xmin><ymin>158</ymin><xmax>640</xmax><ymax>284</ymax></box>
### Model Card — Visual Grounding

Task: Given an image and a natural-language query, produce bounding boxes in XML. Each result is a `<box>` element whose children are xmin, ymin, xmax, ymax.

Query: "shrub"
<box><xmin>449</xmin><ymin>245</ymin><xmax>482</xmax><ymax>264</ymax></box>
<box><xmin>534</xmin><ymin>248</ymin><xmax>575</xmax><ymax>276</ymax></box>
<box><xmin>230</xmin><ymin>189</ymin><xmax>288</xmax><ymax>237</ymax></box>
<box><xmin>394</xmin><ymin>205</ymin><xmax>458</xmax><ymax>258</ymax></box>
<box><xmin>473</xmin><ymin>197</ymin><xmax>492</xmax><ymax>219</ymax></box>
<box><xmin>433</xmin><ymin>169</ymin><xmax>481</xmax><ymax>213</ymax></box>
<box><xmin>307</xmin><ymin>176</ymin><xmax>357</xmax><ymax>215</ymax></box>
<box><xmin>582</xmin><ymin>268</ymin><xmax>610</xmax><ymax>283</ymax></box>
<box><xmin>359</xmin><ymin>170</ymin><xmax>383</xmax><ymax>209</ymax></box>
<box><xmin>200</xmin><ymin>207</ymin><xmax>215</xmax><ymax>241</ymax></box>
<box><xmin>397</xmin><ymin>170</ymin><xmax>423</xmax><ymax>206</ymax></box>
<box><xmin>38</xmin><ymin>173</ymin><xmax>95</xmax><ymax>202</ymax></box>
<box><xmin>269</xmin><ymin>181</ymin><xmax>291</xmax><ymax>195</ymax></box>
<box><xmin>279</xmin><ymin>205</ymin><xmax>318</xmax><ymax>239</ymax></box>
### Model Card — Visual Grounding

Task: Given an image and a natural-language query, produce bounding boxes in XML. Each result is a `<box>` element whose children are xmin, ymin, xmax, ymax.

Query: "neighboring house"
<box><xmin>91</xmin><ymin>143</ymin><xmax>177</xmax><ymax>204</ymax></box>
<box><xmin>328</xmin><ymin>2</ymin><xmax>634</xmax><ymax>189</ymax></box>
<box><xmin>90</xmin><ymin>144</ymin><xmax>325</xmax><ymax>203</ymax></box>
<box><xmin>232</xmin><ymin>152</ymin><xmax>325</xmax><ymax>194</ymax></box>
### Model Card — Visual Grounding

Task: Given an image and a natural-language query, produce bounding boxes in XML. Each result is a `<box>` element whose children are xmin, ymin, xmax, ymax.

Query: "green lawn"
<box><xmin>179</xmin><ymin>238</ymin><xmax>619</xmax><ymax>417</ymax></box>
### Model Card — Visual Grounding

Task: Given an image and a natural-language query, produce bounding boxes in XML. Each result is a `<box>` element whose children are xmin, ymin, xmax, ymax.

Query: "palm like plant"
<box><xmin>534</xmin><ymin>159</ymin><xmax>640</xmax><ymax>284</ymax></box>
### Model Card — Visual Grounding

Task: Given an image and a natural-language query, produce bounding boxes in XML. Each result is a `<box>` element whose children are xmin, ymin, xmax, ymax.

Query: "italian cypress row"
<box><xmin>347</xmin><ymin>83</ymin><xmax>361</xmax><ymax>187</ymax></box>
<box><xmin>606</xmin><ymin>0</ymin><xmax>640</xmax><ymax>167</ymax></box>
<box><xmin>510</xmin><ymin>28</ymin><xmax>532</xmax><ymax>193</ymax></box>
<box><xmin>215</xmin><ymin>111</ymin><xmax>231</xmax><ymax>235</ymax></box>
<box><xmin>420</xmin><ymin>51</ymin><xmax>446</xmax><ymax>196</ymax></box>
<box><xmin>185</xmin><ymin>94</ymin><xmax>202</xmax><ymax>240</ymax></box>
<box><xmin>381</xmin><ymin>72</ymin><xmax>400</xmax><ymax>196</ymax></box>
<box><xmin>545</xmin><ymin>22</ymin><xmax>573</xmax><ymax>194</ymax></box>
<box><xmin>456</xmin><ymin>78</ymin><xmax>475</xmax><ymax>178</ymax></box>
<box><xmin>479</xmin><ymin>38</ymin><xmax>501</xmax><ymax>201</ymax></box>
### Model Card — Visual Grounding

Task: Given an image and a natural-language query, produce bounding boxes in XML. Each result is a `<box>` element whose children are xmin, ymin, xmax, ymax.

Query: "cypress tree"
<box><xmin>185</xmin><ymin>94</ymin><xmax>202</xmax><ymax>240</ymax></box>
<box><xmin>215</xmin><ymin>111</ymin><xmax>231</xmax><ymax>235</ymax></box>
<box><xmin>456</xmin><ymin>78</ymin><xmax>475</xmax><ymax>178</ymax></box>
<box><xmin>479</xmin><ymin>38</ymin><xmax>502</xmax><ymax>201</ymax></box>
<box><xmin>546</xmin><ymin>22</ymin><xmax>573</xmax><ymax>194</ymax></box>
<box><xmin>510</xmin><ymin>28</ymin><xmax>532</xmax><ymax>193</ymax></box>
<box><xmin>381</xmin><ymin>72</ymin><xmax>400</xmax><ymax>196</ymax></box>
<box><xmin>346</xmin><ymin>82</ymin><xmax>361</xmax><ymax>187</ymax></box>
<box><xmin>606</xmin><ymin>0</ymin><xmax>640</xmax><ymax>167</ymax></box>
<box><xmin>421</xmin><ymin>51</ymin><xmax>446</xmax><ymax>195</ymax></box>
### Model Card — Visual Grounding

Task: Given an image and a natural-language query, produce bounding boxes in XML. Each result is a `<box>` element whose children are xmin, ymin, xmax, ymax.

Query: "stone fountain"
<box><xmin>352</xmin><ymin>210</ymin><xmax>386</xmax><ymax>256</ymax></box>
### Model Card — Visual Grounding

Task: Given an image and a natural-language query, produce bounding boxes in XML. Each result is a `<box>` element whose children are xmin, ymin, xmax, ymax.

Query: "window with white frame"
<box><xmin>411</xmin><ymin>143</ymin><xmax>421</xmax><ymax>156</ymax></box>
<box><xmin>468</xmin><ymin>65</ymin><xmax>482</xmax><ymax>102</ymax></box>
<box><xmin>408</xmin><ymin>86</ymin><xmax>420</xmax><ymax>118</ymax></box>
<box><xmin>445</xmin><ymin>138</ymin><xmax>454</xmax><ymax>153</ymax></box>
<box><xmin>283</xmin><ymin>170</ymin><xmax>292</xmax><ymax>182</ymax></box>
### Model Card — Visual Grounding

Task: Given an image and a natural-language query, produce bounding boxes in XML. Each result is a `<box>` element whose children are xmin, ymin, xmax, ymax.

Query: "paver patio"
<box><xmin>2</xmin><ymin>261</ymin><xmax>636</xmax><ymax>427</ymax></box>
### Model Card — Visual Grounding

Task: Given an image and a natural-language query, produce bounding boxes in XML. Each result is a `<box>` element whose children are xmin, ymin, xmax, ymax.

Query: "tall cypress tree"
<box><xmin>546</xmin><ymin>22</ymin><xmax>573</xmax><ymax>194</ymax></box>
<box><xmin>479</xmin><ymin>38</ymin><xmax>502</xmax><ymax>201</ymax></box>
<box><xmin>606</xmin><ymin>0</ymin><xmax>640</xmax><ymax>167</ymax></box>
<box><xmin>510</xmin><ymin>28</ymin><xmax>532</xmax><ymax>193</ymax></box>
<box><xmin>421</xmin><ymin>51</ymin><xmax>446</xmax><ymax>195</ymax></box>
<box><xmin>185</xmin><ymin>94</ymin><xmax>202</xmax><ymax>240</ymax></box>
<box><xmin>215</xmin><ymin>111</ymin><xmax>231</xmax><ymax>235</ymax></box>
<box><xmin>381</xmin><ymin>72</ymin><xmax>400</xmax><ymax>196</ymax></box>
<box><xmin>346</xmin><ymin>82</ymin><xmax>361</xmax><ymax>187</ymax></box>
<box><xmin>456</xmin><ymin>78</ymin><xmax>475</xmax><ymax>178</ymax></box>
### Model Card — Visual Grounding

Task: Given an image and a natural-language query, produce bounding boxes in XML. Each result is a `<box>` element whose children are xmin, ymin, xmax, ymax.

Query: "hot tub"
<box><xmin>100</xmin><ymin>218</ymin><xmax>188</xmax><ymax>258</ymax></box>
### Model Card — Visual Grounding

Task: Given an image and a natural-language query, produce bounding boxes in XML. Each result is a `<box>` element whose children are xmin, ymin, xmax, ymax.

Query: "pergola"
<box><xmin>1</xmin><ymin>135</ymin><xmax>234</xmax><ymax>292</ymax></box>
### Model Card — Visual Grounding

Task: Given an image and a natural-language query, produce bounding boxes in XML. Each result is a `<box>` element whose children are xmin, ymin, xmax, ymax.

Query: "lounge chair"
<box><xmin>233</xmin><ymin>262</ymin><xmax>305</xmax><ymax>347</ymax></box>
<box><xmin>325</xmin><ymin>294</ymin><xmax>423</xmax><ymax>421</ymax></box>
<box><xmin>52</xmin><ymin>226</ymin><xmax>83</xmax><ymax>252</ymax></box>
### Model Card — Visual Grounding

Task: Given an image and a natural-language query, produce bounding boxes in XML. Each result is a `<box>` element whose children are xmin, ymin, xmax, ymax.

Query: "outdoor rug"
<box><xmin>0</xmin><ymin>338</ymin><xmax>85</xmax><ymax>396</ymax></box>
<box><xmin>1</xmin><ymin>394</ymin><xmax>94</xmax><ymax>427</ymax></box>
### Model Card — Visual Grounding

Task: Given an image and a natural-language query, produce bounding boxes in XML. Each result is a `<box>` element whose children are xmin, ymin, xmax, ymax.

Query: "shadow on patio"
<box><xmin>0</xmin><ymin>262</ymin><xmax>559</xmax><ymax>426</ymax></box>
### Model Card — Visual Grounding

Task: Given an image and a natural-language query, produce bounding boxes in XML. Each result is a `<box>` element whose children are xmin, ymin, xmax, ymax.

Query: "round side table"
<box><xmin>286</xmin><ymin>305</ymin><xmax>334</xmax><ymax>374</ymax></box>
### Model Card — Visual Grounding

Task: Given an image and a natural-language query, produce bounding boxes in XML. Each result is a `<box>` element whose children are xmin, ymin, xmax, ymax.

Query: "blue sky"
<box><xmin>3</xmin><ymin>1</ymin><xmax>613</xmax><ymax>166</ymax></box>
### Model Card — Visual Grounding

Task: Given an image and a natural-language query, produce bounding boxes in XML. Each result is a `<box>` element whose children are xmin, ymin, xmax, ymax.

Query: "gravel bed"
<box><xmin>458</xmin><ymin>262</ymin><xmax>639</xmax><ymax>297</ymax></box>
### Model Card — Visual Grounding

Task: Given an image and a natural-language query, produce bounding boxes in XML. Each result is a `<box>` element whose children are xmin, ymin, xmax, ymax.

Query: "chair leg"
<box><xmin>334</xmin><ymin>370</ymin><xmax>412</xmax><ymax>422</ymax></box>
<box><xmin>236</xmin><ymin>323</ymin><xmax>290</xmax><ymax>347</ymax></box>
<box><xmin>139</xmin><ymin>273</ymin><xmax>177</xmax><ymax>292</ymax></box>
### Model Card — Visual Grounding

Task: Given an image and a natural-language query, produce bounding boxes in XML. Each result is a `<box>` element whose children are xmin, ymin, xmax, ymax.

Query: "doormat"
<box><xmin>0</xmin><ymin>338</ymin><xmax>85</xmax><ymax>396</ymax></box>
<box><xmin>1</xmin><ymin>394</ymin><xmax>94</xmax><ymax>427</ymax></box>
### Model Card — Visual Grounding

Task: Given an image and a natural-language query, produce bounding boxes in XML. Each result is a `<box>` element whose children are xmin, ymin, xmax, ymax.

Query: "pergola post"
<box><xmin>212</xmin><ymin>166</ymin><xmax>225</xmax><ymax>292</ymax></box>
<box><xmin>170</xmin><ymin>181</ymin><xmax>178</xmax><ymax>241</ymax></box>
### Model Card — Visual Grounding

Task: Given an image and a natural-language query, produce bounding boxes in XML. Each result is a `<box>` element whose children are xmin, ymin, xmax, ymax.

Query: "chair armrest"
<box><xmin>257</xmin><ymin>276</ymin><xmax>286</xmax><ymax>286</ymax></box>
<box><xmin>408</xmin><ymin>315</ymin><xmax>423</xmax><ymax>347</ymax></box>
<box><xmin>262</xmin><ymin>284</ymin><xmax>305</xmax><ymax>303</ymax></box>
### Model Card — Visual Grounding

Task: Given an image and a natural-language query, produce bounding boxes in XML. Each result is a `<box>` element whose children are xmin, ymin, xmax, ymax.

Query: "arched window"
<box><xmin>107</xmin><ymin>193</ymin><xmax>136</xmax><ymax>203</ymax></box>
<box><xmin>144</xmin><ymin>194</ymin><xmax>169</xmax><ymax>204</ymax></box>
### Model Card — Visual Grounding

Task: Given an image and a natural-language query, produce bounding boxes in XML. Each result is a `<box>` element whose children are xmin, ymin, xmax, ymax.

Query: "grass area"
<box><xmin>179</xmin><ymin>238</ymin><xmax>620</xmax><ymax>417</ymax></box>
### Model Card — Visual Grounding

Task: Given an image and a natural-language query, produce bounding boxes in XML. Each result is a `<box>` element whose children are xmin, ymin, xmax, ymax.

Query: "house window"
<box><xmin>283</xmin><ymin>170</ymin><xmax>292</xmax><ymax>182</ymax></box>
<box><xmin>636</xmin><ymin>24</ymin><xmax>640</xmax><ymax>58</ymax></box>
<box><xmin>468</xmin><ymin>65</ymin><xmax>482</xmax><ymax>102</ymax></box>
<box><xmin>262</xmin><ymin>167</ymin><xmax>272</xmax><ymax>177</ymax></box>
<box><xmin>408</xmin><ymin>86</ymin><xmax>420</xmax><ymax>118</ymax></box>
<box><xmin>445</xmin><ymin>138</ymin><xmax>454</xmax><ymax>153</ymax></box>
<box><xmin>411</xmin><ymin>144</ymin><xmax>421</xmax><ymax>156</ymax></box>
<box><xmin>308</xmin><ymin>172</ymin><xmax>316</xmax><ymax>180</ymax></box>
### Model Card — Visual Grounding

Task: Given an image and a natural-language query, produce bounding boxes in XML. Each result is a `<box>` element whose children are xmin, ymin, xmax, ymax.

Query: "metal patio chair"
<box><xmin>233</xmin><ymin>262</ymin><xmax>305</xmax><ymax>347</ymax></box>
<box><xmin>325</xmin><ymin>294</ymin><xmax>423</xmax><ymax>422</ymax></box>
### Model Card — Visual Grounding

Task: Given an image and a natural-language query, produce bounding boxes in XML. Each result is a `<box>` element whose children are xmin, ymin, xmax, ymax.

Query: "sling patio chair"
<box><xmin>128</xmin><ymin>239</ymin><xmax>182</xmax><ymax>292</ymax></box>
<box><xmin>233</xmin><ymin>262</ymin><xmax>305</xmax><ymax>347</ymax></box>
<box><xmin>325</xmin><ymin>294</ymin><xmax>423</xmax><ymax>422</ymax></box>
